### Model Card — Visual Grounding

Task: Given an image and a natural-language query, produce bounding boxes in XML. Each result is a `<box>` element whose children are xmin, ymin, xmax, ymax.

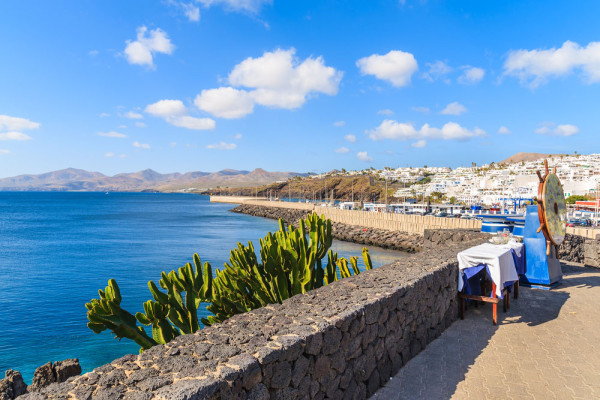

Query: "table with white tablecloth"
<box><xmin>457</xmin><ymin>240</ymin><xmax>525</xmax><ymax>324</ymax></box>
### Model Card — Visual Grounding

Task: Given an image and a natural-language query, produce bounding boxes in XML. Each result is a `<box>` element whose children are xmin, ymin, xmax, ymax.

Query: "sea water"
<box><xmin>0</xmin><ymin>192</ymin><xmax>405</xmax><ymax>382</ymax></box>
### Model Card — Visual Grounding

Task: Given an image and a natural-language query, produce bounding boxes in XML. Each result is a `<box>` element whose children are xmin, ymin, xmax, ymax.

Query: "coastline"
<box><xmin>0</xmin><ymin>193</ymin><xmax>412</xmax><ymax>392</ymax></box>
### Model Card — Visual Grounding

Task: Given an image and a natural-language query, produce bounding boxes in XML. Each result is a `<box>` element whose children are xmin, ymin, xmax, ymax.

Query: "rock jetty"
<box><xmin>230</xmin><ymin>204</ymin><xmax>423</xmax><ymax>253</ymax></box>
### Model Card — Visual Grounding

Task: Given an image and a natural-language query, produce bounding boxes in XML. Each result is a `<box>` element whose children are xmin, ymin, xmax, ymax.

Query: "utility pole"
<box><xmin>385</xmin><ymin>176</ymin><xmax>388</xmax><ymax>211</ymax></box>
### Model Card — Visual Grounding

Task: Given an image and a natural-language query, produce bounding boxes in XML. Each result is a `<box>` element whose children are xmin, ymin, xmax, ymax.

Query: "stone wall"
<box><xmin>423</xmin><ymin>229</ymin><xmax>489</xmax><ymax>250</ymax></box>
<box><xmin>560</xmin><ymin>234</ymin><xmax>600</xmax><ymax>267</ymax></box>
<box><xmin>19</xmin><ymin>237</ymin><xmax>486</xmax><ymax>400</ymax></box>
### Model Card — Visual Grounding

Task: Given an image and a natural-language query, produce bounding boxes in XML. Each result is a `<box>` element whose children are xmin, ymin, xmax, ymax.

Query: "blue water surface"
<box><xmin>0</xmin><ymin>192</ymin><xmax>404</xmax><ymax>382</ymax></box>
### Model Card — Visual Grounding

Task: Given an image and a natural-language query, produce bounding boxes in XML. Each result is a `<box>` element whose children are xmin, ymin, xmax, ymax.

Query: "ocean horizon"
<box><xmin>0</xmin><ymin>192</ymin><xmax>405</xmax><ymax>383</ymax></box>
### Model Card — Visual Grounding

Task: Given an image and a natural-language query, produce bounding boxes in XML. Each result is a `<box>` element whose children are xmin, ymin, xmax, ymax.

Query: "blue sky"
<box><xmin>1</xmin><ymin>0</ymin><xmax>599</xmax><ymax>177</ymax></box>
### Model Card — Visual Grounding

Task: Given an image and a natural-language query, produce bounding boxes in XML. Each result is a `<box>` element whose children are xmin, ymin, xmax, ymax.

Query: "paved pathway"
<box><xmin>373</xmin><ymin>263</ymin><xmax>600</xmax><ymax>399</ymax></box>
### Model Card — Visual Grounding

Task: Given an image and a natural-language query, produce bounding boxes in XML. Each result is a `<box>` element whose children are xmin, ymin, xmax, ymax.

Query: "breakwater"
<box><xmin>231</xmin><ymin>204</ymin><xmax>423</xmax><ymax>253</ymax></box>
<box><xmin>212</xmin><ymin>196</ymin><xmax>481</xmax><ymax>235</ymax></box>
<box><xmin>14</xmin><ymin>233</ymin><xmax>487</xmax><ymax>399</ymax></box>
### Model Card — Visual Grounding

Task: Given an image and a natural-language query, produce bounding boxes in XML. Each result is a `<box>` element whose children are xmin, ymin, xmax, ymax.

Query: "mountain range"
<box><xmin>0</xmin><ymin>168</ymin><xmax>305</xmax><ymax>192</ymax></box>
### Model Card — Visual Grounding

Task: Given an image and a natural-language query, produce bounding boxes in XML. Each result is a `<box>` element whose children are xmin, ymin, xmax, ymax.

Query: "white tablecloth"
<box><xmin>457</xmin><ymin>241</ymin><xmax>522</xmax><ymax>297</ymax></box>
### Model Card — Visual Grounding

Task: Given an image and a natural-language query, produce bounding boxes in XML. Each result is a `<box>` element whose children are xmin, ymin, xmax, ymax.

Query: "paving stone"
<box><xmin>373</xmin><ymin>262</ymin><xmax>600</xmax><ymax>400</ymax></box>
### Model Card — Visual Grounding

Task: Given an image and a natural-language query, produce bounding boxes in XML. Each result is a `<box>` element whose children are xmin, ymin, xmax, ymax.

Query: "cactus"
<box><xmin>86</xmin><ymin>213</ymin><xmax>373</xmax><ymax>349</ymax></box>
<box><xmin>85</xmin><ymin>279</ymin><xmax>157</xmax><ymax>351</ymax></box>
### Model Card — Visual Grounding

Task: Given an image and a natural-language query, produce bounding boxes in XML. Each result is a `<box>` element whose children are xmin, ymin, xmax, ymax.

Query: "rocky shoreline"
<box><xmin>1</xmin><ymin>360</ymin><xmax>81</xmax><ymax>400</ymax></box>
<box><xmin>230</xmin><ymin>204</ymin><xmax>423</xmax><ymax>253</ymax></box>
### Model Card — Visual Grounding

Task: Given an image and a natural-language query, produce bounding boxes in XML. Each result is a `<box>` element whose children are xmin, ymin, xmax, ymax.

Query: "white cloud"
<box><xmin>168</xmin><ymin>1</ymin><xmax>201</xmax><ymax>22</ymax></box>
<box><xmin>335</xmin><ymin>147</ymin><xmax>350</xmax><ymax>153</ymax></box>
<box><xmin>228</xmin><ymin>48</ymin><xmax>342</xmax><ymax>109</ymax></box>
<box><xmin>182</xmin><ymin>3</ymin><xmax>200</xmax><ymax>21</ymax></box>
<box><xmin>118</xmin><ymin>125</ymin><xmax>128</xmax><ymax>129</ymax></box>
<box><xmin>356</xmin><ymin>50</ymin><xmax>418</xmax><ymax>87</ymax></box>
<box><xmin>498</xmin><ymin>126</ymin><xmax>511</xmax><ymax>135</ymax></box>
<box><xmin>193</xmin><ymin>48</ymin><xmax>340</xmax><ymax>119</ymax></box>
<box><xmin>344</xmin><ymin>134</ymin><xmax>356</xmax><ymax>143</ymax></box>
<box><xmin>124</xmin><ymin>111</ymin><xmax>144</xmax><ymax>119</ymax></box>
<box><xmin>105</xmin><ymin>152</ymin><xmax>115</xmax><ymax>157</ymax></box>
<box><xmin>0</xmin><ymin>149</ymin><xmax>10</xmax><ymax>155</ymax></box>
<box><xmin>234</xmin><ymin>133</ymin><xmax>243</xmax><ymax>139</ymax></box>
<box><xmin>333</xmin><ymin>121</ymin><xmax>345</xmax><ymax>127</ymax></box>
<box><xmin>135</xmin><ymin>122</ymin><xmax>146</xmax><ymax>128</ymax></box>
<box><xmin>0</xmin><ymin>132</ymin><xmax>32</xmax><ymax>141</ymax></box>
<box><xmin>367</xmin><ymin>120</ymin><xmax>485</xmax><ymax>141</ymax></box>
<box><xmin>440</xmin><ymin>102</ymin><xmax>467</xmax><ymax>116</ymax></box>
<box><xmin>97</xmin><ymin>131</ymin><xmax>127</xmax><ymax>138</ymax></box>
<box><xmin>197</xmin><ymin>0</ymin><xmax>272</xmax><ymax>13</ymax></box>
<box><xmin>124</xmin><ymin>26</ymin><xmax>174</xmax><ymax>68</ymax></box>
<box><xmin>377</xmin><ymin>109</ymin><xmax>393</xmax><ymax>115</ymax></box>
<box><xmin>0</xmin><ymin>115</ymin><xmax>40</xmax><ymax>131</ymax></box>
<box><xmin>99</xmin><ymin>113</ymin><xmax>110</xmax><ymax>118</ymax></box>
<box><xmin>458</xmin><ymin>66</ymin><xmax>485</xmax><ymax>84</ymax></box>
<box><xmin>206</xmin><ymin>141</ymin><xmax>237</xmax><ymax>150</ymax></box>
<box><xmin>555</xmin><ymin>125</ymin><xmax>579</xmax><ymax>136</ymax></box>
<box><xmin>166</xmin><ymin>115</ymin><xmax>216</xmax><ymax>130</ymax></box>
<box><xmin>357</xmin><ymin>151</ymin><xmax>373</xmax><ymax>162</ymax></box>
<box><xmin>535</xmin><ymin>122</ymin><xmax>579</xmax><ymax>137</ymax></box>
<box><xmin>411</xmin><ymin>106</ymin><xmax>430</xmax><ymax>114</ymax></box>
<box><xmin>89</xmin><ymin>50</ymin><xmax>99</xmax><ymax>57</ymax></box>
<box><xmin>146</xmin><ymin>99</ymin><xmax>215</xmax><ymax>130</ymax></box>
<box><xmin>145</xmin><ymin>99</ymin><xmax>187</xmax><ymax>117</ymax></box>
<box><xmin>422</xmin><ymin>60</ymin><xmax>452</xmax><ymax>82</ymax></box>
<box><xmin>411</xmin><ymin>139</ymin><xmax>427</xmax><ymax>148</ymax></box>
<box><xmin>133</xmin><ymin>141</ymin><xmax>150</xmax><ymax>149</ymax></box>
<box><xmin>194</xmin><ymin>87</ymin><xmax>254</xmax><ymax>119</ymax></box>
<box><xmin>504</xmin><ymin>40</ymin><xmax>600</xmax><ymax>87</ymax></box>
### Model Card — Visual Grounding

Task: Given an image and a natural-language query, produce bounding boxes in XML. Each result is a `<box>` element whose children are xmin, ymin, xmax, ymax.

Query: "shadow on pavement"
<box><xmin>372</xmin><ymin>263</ymin><xmax>598</xmax><ymax>399</ymax></box>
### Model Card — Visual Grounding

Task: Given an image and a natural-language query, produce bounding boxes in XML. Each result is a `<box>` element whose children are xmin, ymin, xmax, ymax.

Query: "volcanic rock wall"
<box><xmin>18</xmin><ymin>236</ymin><xmax>486</xmax><ymax>399</ymax></box>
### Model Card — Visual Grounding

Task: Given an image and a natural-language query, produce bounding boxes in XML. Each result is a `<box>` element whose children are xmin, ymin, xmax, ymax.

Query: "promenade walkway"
<box><xmin>373</xmin><ymin>262</ymin><xmax>600</xmax><ymax>399</ymax></box>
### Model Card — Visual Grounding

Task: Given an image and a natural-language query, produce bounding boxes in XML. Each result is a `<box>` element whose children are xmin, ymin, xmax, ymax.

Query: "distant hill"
<box><xmin>499</xmin><ymin>152</ymin><xmax>563</xmax><ymax>165</ymax></box>
<box><xmin>0</xmin><ymin>168</ymin><xmax>306</xmax><ymax>192</ymax></box>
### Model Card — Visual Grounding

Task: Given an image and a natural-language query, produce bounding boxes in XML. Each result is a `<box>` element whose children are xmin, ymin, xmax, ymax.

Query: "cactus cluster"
<box><xmin>86</xmin><ymin>213</ymin><xmax>372</xmax><ymax>351</ymax></box>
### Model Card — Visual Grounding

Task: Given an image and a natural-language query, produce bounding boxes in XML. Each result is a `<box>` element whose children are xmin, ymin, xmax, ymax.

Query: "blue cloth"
<box><xmin>462</xmin><ymin>261</ymin><xmax>520</xmax><ymax>299</ymax></box>
<box><xmin>510</xmin><ymin>246</ymin><xmax>527</xmax><ymax>275</ymax></box>
<box><xmin>462</xmin><ymin>264</ymin><xmax>487</xmax><ymax>296</ymax></box>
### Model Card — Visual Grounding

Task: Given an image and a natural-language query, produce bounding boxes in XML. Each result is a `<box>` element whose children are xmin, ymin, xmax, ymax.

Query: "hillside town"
<box><xmin>313</xmin><ymin>153</ymin><xmax>600</xmax><ymax>208</ymax></box>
